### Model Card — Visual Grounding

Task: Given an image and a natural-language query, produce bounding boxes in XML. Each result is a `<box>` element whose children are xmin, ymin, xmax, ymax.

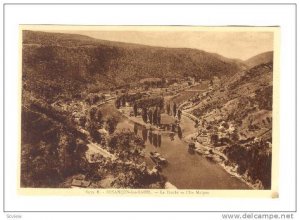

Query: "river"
<box><xmin>102</xmin><ymin>102</ymin><xmax>249</xmax><ymax>189</ymax></box>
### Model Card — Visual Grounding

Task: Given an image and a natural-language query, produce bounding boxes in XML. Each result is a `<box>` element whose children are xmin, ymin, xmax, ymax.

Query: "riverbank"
<box><xmin>113</xmin><ymin>102</ymin><xmax>252</xmax><ymax>189</ymax></box>
<box><xmin>178</xmin><ymin>113</ymin><xmax>257</xmax><ymax>189</ymax></box>
<box><xmin>114</xmin><ymin>104</ymin><xmax>248</xmax><ymax>189</ymax></box>
<box><xmin>189</xmin><ymin>140</ymin><xmax>262</xmax><ymax>189</ymax></box>
<box><xmin>177</xmin><ymin>105</ymin><xmax>256</xmax><ymax>189</ymax></box>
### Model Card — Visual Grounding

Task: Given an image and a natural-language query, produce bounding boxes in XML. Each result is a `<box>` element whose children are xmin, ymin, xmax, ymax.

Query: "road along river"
<box><xmin>102</xmin><ymin>102</ymin><xmax>250</xmax><ymax>189</ymax></box>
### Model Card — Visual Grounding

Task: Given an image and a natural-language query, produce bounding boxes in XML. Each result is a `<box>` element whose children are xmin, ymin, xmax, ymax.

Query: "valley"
<box><xmin>21</xmin><ymin>30</ymin><xmax>273</xmax><ymax>190</ymax></box>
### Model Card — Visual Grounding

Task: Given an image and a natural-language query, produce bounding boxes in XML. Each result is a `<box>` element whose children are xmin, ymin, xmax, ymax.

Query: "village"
<box><xmin>47</xmin><ymin>76</ymin><xmax>198</xmax><ymax>189</ymax></box>
<box><xmin>44</xmin><ymin>74</ymin><xmax>270</xmax><ymax>189</ymax></box>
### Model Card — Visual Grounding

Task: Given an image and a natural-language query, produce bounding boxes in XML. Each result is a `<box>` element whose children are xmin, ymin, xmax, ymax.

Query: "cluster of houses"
<box><xmin>196</xmin><ymin>130</ymin><xmax>211</xmax><ymax>145</ymax></box>
<box><xmin>195</xmin><ymin>120</ymin><xmax>237</xmax><ymax>147</ymax></box>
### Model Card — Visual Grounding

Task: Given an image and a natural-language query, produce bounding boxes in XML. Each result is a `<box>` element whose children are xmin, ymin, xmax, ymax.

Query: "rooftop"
<box><xmin>71</xmin><ymin>179</ymin><xmax>91</xmax><ymax>188</ymax></box>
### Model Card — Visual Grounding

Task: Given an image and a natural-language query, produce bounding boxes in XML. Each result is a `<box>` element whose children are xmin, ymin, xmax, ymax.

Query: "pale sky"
<box><xmin>41</xmin><ymin>29</ymin><xmax>274</xmax><ymax>60</ymax></box>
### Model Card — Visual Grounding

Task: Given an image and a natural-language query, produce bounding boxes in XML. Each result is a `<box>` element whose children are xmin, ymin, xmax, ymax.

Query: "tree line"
<box><xmin>139</xmin><ymin>106</ymin><xmax>162</xmax><ymax>125</ymax></box>
<box><xmin>166</xmin><ymin>102</ymin><xmax>182</xmax><ymax>121</ymax></box>
<box><xmin>115</xmin><ymin>93</ymin><xmax>145</xmax><ymax>109</ymax></box>
<box><xmin>115</xmin><ymin>94</ymin><xmax>183</xmax><ymax>126</ymax></box>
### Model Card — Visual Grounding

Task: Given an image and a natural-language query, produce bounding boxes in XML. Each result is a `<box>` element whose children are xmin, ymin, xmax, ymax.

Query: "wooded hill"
<box><xmin>22</xmin><ymin>30</ymin><xmax>243</xmax><ymax>99</ymax></box>
<box><xmin>244</xmin><ymin>51</ymin><xmax>273</xmax><ymax>68</ymax></box>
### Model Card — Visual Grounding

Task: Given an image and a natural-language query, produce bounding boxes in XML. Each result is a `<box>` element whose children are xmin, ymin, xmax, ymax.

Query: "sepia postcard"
<box><xmin>19</xmin><ymin>25</ymin><xmax>280</xmax><ymax>197</ymax></box>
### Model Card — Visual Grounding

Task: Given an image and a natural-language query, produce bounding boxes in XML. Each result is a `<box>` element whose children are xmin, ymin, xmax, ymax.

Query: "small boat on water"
<box><xmin>150</xmin><ymin>151</ymin><xmax>167</xmax><ymax>165</ymax></box>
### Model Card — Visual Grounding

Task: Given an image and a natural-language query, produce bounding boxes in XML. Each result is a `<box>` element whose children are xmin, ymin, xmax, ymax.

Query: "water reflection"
<box><xmin>131</xmin><ymin>123</ymin><xmax>165</xmax><ymax>148</ymax></box>
<box><xmin>131</xmin><ymin>122</ymin><xmax>184</xmax><ymax>147</ymax></box>
<box><xmin>188</xmin><ymin>147</ymin><xmax>195</xmax><ymax>155</ymax></box>
<box><xmin>171</xmin><ymin>124</ymin><xmax>176</xmax><ymax>132</ymax></box>
<box><xmin>142</xmin><ymin>127</ymin><xmax>148</xmax><ymax>142</ymax></box>
<box><xmin>158</xmin><ymin>134</ymin><xmax>161</xmax><ymax>147</ymax></box>
<box><xmin>103</xmin><ymin>102</ymin><xmax>250</xmax><ymax>189</ymax></box>
<box><xmin>177</xmin><ymin>126</ymin><xmax>182</xmax><ymax>139</ymax></box>
<box><xmin>169</xmin><ymin>133</ymin><xmax>175</xmax><ymax>141</ymax></box>
<box><xmin>149</xmin><ymin>131</ymin><xmax>153</xmax><ymax>145</ymax></box>
<box><xmin>153</xmin><ymin>133</ymin><xmax>158</xmax><ymax>147</ymax></box>
<box><xmin>116</xmin><ymin>120</ymin><xmax>249</xmax><ymax>189</ymax></box>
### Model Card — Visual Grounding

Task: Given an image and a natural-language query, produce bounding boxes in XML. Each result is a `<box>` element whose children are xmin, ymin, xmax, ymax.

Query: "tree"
<box><xmin>157</xmin><ymin>134</ymin><xmax>161</xmax><ymax>147</ymax></box>
<box><xmin>171</xmin><ymin>124</ymin><xmax>176</xmax><ymax>132</ymax></box>
<box><xmin>115</xmin><ymin>99</ymin><xmax>121</xmax><ymax>109</ymax></box>
<box><xmin>148</xmin><ymin>109</ymin><xmax>153</xmax><ymax>124</ymax></box>
<box><xmin>166</xmin><ymin>103</ymin><xmax>171</xmax><ymax>115</ymax></box>
<box><xmin>153</xmin><ymin>133</ymin><xmax>158</xmax><ymax>147</ymax></box>
<box><xmin>79</xmin><ymin>116</ymin><xmax>86</xmax><ymax>127</ymax></box>
<box><xmin>21</xmin><ymin>141</ymin><xmax>62</xmax><ymax>187</ymax></box>
<box><xmin>133</xmin><ymin>123</ymin><xmax>138</xmax><ymax>135</ymax></box>
<box><xmin>148</xmin><ymin>131</ymin><xmax>153</xmax><ymax>144</ymax></box>
<box><xmin>231</xmin><ymin>129</ymin><xmax>239</xmax><ymax>142</ymax></box>
<box><xmin>108</xmin><ymin>131</ymin><xmax>145</xmax><ymax>162</ymax></box>
<box><xmin>153</xmin><ymin>108</ymin><xmax>158</xmax><ymax>125</ymax></box>
<box><xmin>142</xmin><ymin>128</ymin><xmax>148</xmax><ymax>142</ymax></box>
<box><xmin>173</xmin><ymin>103</ymin><xmax>177</xmax><ymax>117</ymax></box>
<box><xmin>89</xmin><ymin>107</ymin><xmax>97</xmax><ymax>121</ymax></box>
<box><xmin>177</xmin><ymin>109</ymin><xmax>182</xmax><ymax>121</ymax></box>
<box><xmin>133</xmin><ymin>103</ymin><xmax>138</xmax><ymax>117</ymax></box>
<box><xmin>210</xmin><ymin>134</ymin><xmax>219</xmax><ymax>146</ymax></box>
<box><xmin>96</xmin><ymin>109</ymin><xmax>103</xmax><ymax>127</ymax></box>
<box><xmin>106</xmin><ymin>117</ymin><xmax>118</xmax><ymax>134</ymax></box>
<box><xmin>222</xmin><ymin>122</ymin><xmax>229</xmax><ymax>129</ymax></box>
<box><xmin>177</xmin><ymin>126</ymin><xmax>182</xmax><ymax>139</ymax></box>
<box><xmin>194</xmin><ymin>119</ymin><xmax>199</xmax><ymax>128</ymax></box>
<box><xmin>117</xmin><ymin>96</ymin><xmax>126</xmax><ymax>107</ymax></box>
<box><xmin>142</xmin><ymin>108</ymin><xmax>148</xmax><ymax>123</ymax></box>
<box><xmin>135</xmin><ymin>96</ymin><xmax>164</xmax><ymax>109</ymax></box>
<box><xmin>88</xmin><ymin>121</ymin><xmax>101</xmax><ymax>142</ymax></box>
<box><xmin>156</xmin><ymin>107</ymin><xmax>161</xmax><ymax>125</ymax></box>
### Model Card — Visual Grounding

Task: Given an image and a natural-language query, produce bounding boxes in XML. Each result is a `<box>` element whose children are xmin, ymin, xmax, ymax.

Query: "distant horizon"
<box><xmin>26</xmin><ymin>29</ymin><xmax>274</xmax><ymax>60</ymax></box>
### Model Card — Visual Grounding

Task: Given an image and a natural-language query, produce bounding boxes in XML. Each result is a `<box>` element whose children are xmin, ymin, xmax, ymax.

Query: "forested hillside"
<box><xmin>22</xmin><ymin>30</ymin><xmax>242</xmax><ymax>100</ymax></box>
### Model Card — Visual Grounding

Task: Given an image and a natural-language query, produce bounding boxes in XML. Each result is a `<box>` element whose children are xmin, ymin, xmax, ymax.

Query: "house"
<box><xmin>104</xmin><ymin>93</ymin><xmax>112</xmax><ymax>100</ymax></box>
<box><xmin>212</xmin><ymin>76</ymin><xmax>221</xmax><ymax>88</ymax></box>
<box><xmin>197</xmin><ymin>131</ymin><xmax>210</xmax><ymax>145</ymax></box>
<box><xmin>187</xmin><ymin>76</ymin><xmax>195</xmax><ymax>84</ymax></box>
<box><xmin>98</xmin><ymin>128</ymin><xmax>108</xmax><ymax>137</ymax></box>
<box><xmin>81</xmin><ymin>180</ymin><xmax>91</xmax><ymax>188</ymax></box>
<box><xmin>71</xmin><ymin>179</ymin><xmax>82</xmax><ymax>187</ymax></box>
<box><xmin>217</xmin><ymin>131</ymin><xmax>227</xmax><ymax>139</ymax></box>
<box><xmin>71</xmin><ymin>179</ymin><xmax>91</xmax><ymax>188</ymax></box>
